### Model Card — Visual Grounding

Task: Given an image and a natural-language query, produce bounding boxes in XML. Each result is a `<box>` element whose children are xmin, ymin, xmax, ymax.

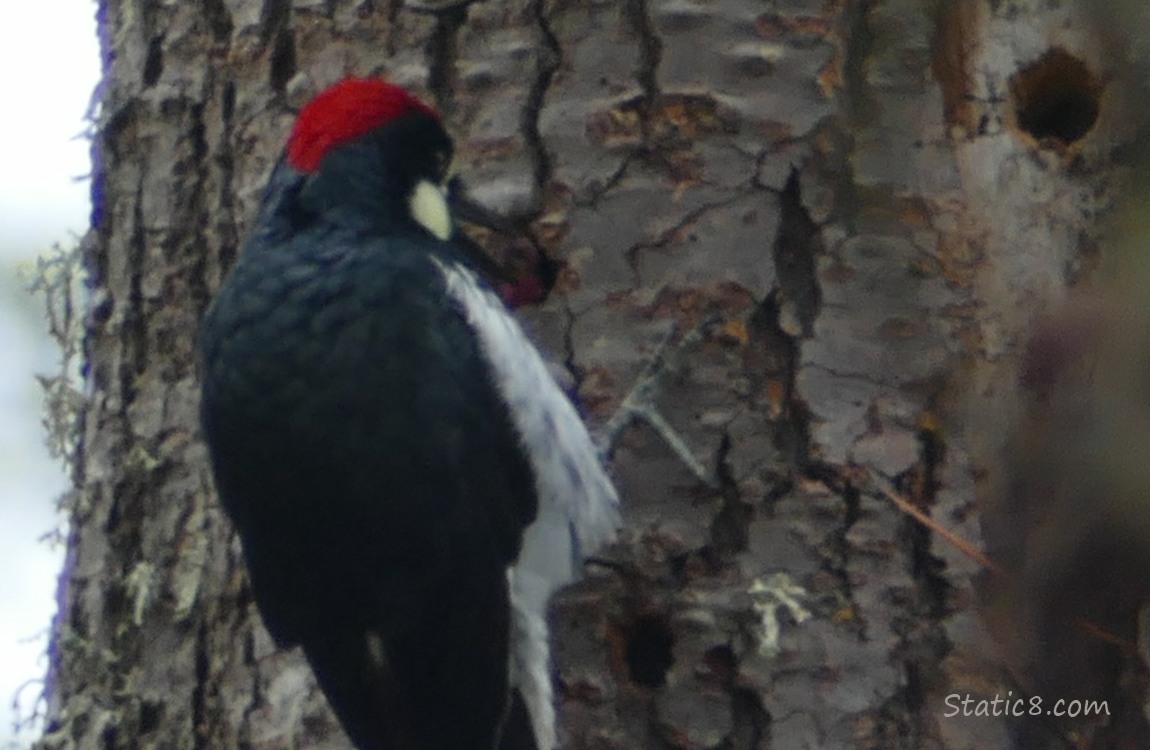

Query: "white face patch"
<box><xmin>409</xmin><ymin>179</ymin><xmax>451</xmax><ymax>241</ymax></box>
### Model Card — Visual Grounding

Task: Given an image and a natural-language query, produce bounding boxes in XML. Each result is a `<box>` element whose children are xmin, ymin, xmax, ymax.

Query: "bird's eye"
<box><xmin>434</xmin><ymin>151</ymin><xmax>452</xmax><ymax>184</ymax></box>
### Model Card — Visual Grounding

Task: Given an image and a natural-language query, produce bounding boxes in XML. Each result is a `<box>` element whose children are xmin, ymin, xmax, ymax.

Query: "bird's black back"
<box><xmin>200</xmin><ymin>200</ymin><xmax>538</xmax><ymax>749</ymax></box>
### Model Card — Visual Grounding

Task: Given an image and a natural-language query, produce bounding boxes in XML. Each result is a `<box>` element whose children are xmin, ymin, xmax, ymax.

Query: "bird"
<box><xmin>198</xmin><ymin>77</ymin><xmax>621</xmax><ymax>750</ymax></box>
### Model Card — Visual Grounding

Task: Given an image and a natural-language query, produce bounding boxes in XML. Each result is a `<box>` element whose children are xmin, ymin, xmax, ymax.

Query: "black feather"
<box><xmin>200</xmin><ymin>110</ymin><xmax>536</xmax><ymax>750</ymax></box>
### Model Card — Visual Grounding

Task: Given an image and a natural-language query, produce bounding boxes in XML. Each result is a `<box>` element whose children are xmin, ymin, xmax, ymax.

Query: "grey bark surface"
<box><xmin>37</xmin><ymin>0</ymin><xmax>1148</xmax><ymax>748</ymax></box>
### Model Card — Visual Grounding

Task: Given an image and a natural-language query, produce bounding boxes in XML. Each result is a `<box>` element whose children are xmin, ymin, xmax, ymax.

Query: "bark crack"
<box><xmin>425</xmin><ymin>3</ymin><xmax>468</xmax><ymax>115</ymax></box>
<box><xmin>706</xmin><ymin>432</ymin><xmax>751</xmax><ymax>559</ymax></box>
<box><xmin>523</xmin><ymin>0</ymin><xmax>561</xmax><ymax>202</ymax></box>
<box><xmin>125</xmin><ymin>180</ymin><xmax>149</xmax><ymax>387</ymax></box>
<box><xmin>802</xmin><ymin>362</ymin><xmax>896</xmax><ymax>390</ymax></box>
<box><xmin>258</xmin><ymin>0</ymin><xmax>291</xmax><ymax>48</ymax></box>
<box><xmin>191</xmin><ymin>622</ymin><xmax>210</xmax><ymax>750</ymax></box>
<box><xmin>201</xmin><ymin>0</ymin><xmax>234</xmax><ymax>44</ymax></box>
<box><xmin>772</xmin><ymin>169</ymin><xmax>823</xmax><ymax>337</ymax></box>
<box><xmin>626</xmin><ymin>195</ymin><xmax>744</xmax><ymax>288</ymax></box>
<box><xmin>896</xmin><ymin>426</ymin><xmax>952</xmax><ymax>741</ymax></box>
<box><xmin>623</xmin><ymin>0</ymin><xmax>663</xmax><ymax>144</ymax></box>
<box><xmin>572</xmin><ymin>153</ymin><xmax>634</xmax><ymax>208</ymax></box>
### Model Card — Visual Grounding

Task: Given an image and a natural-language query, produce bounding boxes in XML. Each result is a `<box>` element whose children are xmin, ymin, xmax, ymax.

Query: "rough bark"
<box><xmin>37</xmin><ymin>0</ymin><xmax>1147</xmax><ymax>748</ymax></box>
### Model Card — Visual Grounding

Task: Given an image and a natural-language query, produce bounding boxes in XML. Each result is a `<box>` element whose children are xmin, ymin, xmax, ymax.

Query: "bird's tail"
<box><xmin>302</xmin><ymin>568</ymin><xmax>515</xmax><ymax>750</ymax></box>
<box><xmin>302</xmin><ymin>627</ymin><xmax>419</xmax><ymax>750</ymax></box>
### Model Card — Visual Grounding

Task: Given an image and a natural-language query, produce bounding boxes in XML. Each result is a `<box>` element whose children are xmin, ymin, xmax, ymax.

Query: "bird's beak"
<box><xmin>445</xmin><ymin>176</ymin><xmax>521</xmax><ymax>237</ymax></box>
<box><xmin>441</xmin><ymin>174</ymin><xmax>556</xmax><ymax>309</ymax></box>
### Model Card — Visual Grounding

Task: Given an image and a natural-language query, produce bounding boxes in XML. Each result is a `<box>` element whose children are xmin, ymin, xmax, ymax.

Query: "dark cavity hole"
<box><xmin>1010</xmin><ymin>47</ymin><xmax>1100</xmax><ymax>147</ymax></box>
<box><xmin>624</xmin><ymin>613</ymin><xmax>675</xmax><ymax>688</ymax></box>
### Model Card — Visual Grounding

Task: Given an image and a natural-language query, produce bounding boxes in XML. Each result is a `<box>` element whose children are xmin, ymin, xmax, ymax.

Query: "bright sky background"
<box><xmin>0</xmin><ymin>0</ymin><xmax>99</xmax><ymax>746</ymax></box>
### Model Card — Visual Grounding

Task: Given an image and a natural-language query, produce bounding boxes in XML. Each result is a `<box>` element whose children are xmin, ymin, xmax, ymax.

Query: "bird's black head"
<box><xmin>284</xmin><ymin>78</ymin><xmax>454</xmax><ymax>238</ymax></box>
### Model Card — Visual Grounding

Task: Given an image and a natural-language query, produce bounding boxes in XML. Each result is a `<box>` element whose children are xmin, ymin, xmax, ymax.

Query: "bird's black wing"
<box><xmin>200</xmin><ymin>226</ymin><xmax>537</xmax><ymax>750</ymax></box>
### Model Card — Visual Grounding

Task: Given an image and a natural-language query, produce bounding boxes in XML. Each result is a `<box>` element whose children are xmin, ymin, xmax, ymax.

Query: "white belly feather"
<box><xmin>433</xmin><ymin>258</ymin><xmax>621</xmax><ymax>750</ymax></box>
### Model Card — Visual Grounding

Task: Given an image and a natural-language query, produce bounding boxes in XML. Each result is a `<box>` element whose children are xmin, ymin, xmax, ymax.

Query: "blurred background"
<box><xmin>0</xmin><ymin>1</ymin><xmax>98</xmax><ymax>746</ymax></box>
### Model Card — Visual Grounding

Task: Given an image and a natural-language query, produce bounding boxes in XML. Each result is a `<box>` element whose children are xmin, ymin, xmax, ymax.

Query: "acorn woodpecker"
<box><xmin>199</xmin><ymin>78</ymin><xmax>620</xmax><ymax>750</ymax></box>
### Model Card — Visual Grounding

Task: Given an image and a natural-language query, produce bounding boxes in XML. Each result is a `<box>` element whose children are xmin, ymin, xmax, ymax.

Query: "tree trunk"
<box><xmin>38</xmin><ymin>0</ymin><xmax>1146</xmax><ymax>748</ymax></box>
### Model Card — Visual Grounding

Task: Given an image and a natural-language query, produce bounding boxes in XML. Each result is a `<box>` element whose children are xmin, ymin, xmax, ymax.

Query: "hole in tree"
<box><xmin>1010</xmin><ymin>47</ymin><xmax>1101</xmax><ymax>147</ymax></box>
<box><xmin>624</xmin><ymin>613</ymin><xmax>675</xmax><ymax>688</ymax></box>
<box><xmin>702</xmin><ymin>644</ymin><xmax>737</xmax><ymax>686</ymax></box>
